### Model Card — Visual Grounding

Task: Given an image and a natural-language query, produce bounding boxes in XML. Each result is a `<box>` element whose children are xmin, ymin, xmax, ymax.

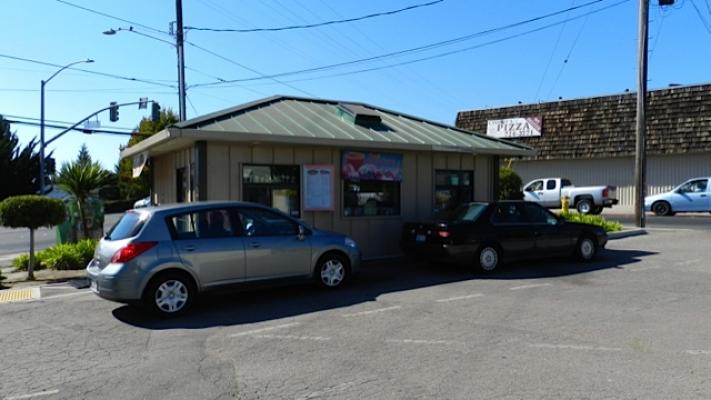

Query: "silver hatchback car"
<box><xmin>87</xmin><ymin>201</ymin><xmax>361</xmax><ymax>316</ymax></box>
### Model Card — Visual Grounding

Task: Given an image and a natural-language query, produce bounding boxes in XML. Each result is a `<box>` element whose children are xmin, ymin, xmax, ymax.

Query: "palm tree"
<box><xmin>55</xmin><ymin>161</ymin><xmax>111</xmax><ymax>240</ymax></box>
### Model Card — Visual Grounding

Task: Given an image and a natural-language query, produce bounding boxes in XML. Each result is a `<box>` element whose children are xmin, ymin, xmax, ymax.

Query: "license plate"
<box><xmin>90</xmin><ymin>280</ymin><xmax>98</xmax><ymax>292</ymax></box>
<box><xmin>415</xmin><ymin>234</ymin><xmax>426</xmax><ymax>242</ymax></box>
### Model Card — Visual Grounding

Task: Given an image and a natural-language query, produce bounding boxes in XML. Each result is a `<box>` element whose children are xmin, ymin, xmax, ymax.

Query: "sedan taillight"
<box><xmin>111</xmin><ymin>242</ymin><xmax>157</xmax><ymax>263</ymax></box>
<box><xmin>437</xmin><ymin>230</ymin><xmax>451</xmax><ymax>238</ymax></box>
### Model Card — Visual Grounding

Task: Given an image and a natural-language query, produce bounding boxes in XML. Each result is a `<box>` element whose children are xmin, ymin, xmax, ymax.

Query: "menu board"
<box><xmin>303</xmin><ymin>164</ymin><xmax>335</xmax><ymax>211</ymax></box>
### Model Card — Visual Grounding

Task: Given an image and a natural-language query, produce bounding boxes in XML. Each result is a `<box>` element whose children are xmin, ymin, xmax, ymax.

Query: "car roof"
<box><xmin>133</xmin><ymin>201</ymin><xmax>274</xmax><ymax>216</ymax></box>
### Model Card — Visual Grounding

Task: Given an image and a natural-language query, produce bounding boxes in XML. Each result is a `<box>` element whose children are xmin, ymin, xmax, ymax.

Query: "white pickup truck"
<box><xmin>523</xmin><ymin>178</ymin><xmax>618</xmax><ymax>214</ymax></box>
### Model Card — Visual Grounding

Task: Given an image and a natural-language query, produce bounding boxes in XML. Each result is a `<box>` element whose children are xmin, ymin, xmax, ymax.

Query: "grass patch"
<box><xmin>559</xmin><ymin>211</ymin><xmax>623</xmax><ymax>233</ymax></box>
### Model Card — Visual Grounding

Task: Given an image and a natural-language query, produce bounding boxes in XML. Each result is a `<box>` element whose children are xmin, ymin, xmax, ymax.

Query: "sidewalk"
<box><xmin>1</xmin><ymin>265</ymin><xmax>87</xmax><ymax>290</ymax></box>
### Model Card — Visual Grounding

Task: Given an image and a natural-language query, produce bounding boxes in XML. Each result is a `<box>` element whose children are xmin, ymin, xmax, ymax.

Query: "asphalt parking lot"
<box><xmin>2</xmin><ymin>228</ymin><xmax>710</xmax><ymax>400</ymax></box>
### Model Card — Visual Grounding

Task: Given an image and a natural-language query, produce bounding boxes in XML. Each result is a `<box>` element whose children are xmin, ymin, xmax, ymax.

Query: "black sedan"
<box><xmin>401</xmin><ymin>201</ymin><xmax>607</xmax><ymax>272</ymax></box>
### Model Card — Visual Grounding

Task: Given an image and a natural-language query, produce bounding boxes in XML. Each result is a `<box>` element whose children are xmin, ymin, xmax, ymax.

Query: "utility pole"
<box><xmin>634</xmin><ymin>0</ymin><xmax>649</xmax><ymax>228</ymax></box>
<box><xmin>176</xmin><ymin>0</ymin><xmax>187</xmax><ymax>121</ymax></box>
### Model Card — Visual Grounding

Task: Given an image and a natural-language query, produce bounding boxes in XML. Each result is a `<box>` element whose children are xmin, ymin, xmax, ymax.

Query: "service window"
<box><xmin>243</xmin><ymin>165</ymin><xmax>301</xmax><ymax>218</ymax></box>
<box><xmin>170</xmin><ymin>209</ymin><xmax>236</xmax><ymax>240</ymax></box>
<box><xmin>434</xmin><ymin>170</ymin><xmax>473</xmax><ymax>217</ymax></box>
<box><xmin>341</xmin><ymin>151</ymin><xmax>402</xmax><ymax>217</ymax></box>
<box><xmin>236</xmin><ymin>208</ymin><xmax>299</xmax><ymax>237</ymax></box>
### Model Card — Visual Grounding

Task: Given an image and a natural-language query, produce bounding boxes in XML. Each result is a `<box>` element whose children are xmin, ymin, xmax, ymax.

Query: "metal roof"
<box><xmin>122</xmin><ymin>96</ymin><xmax>534</xmax><ymax>159</ymax></box>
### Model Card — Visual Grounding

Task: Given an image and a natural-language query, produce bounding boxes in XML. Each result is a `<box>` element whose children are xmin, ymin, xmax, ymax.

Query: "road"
<box><xmin>0</xmin><ymin>214</ymin><xmax>121</xmax><ymax>258</ymax></box>
<box><xmin>1</xmin><ymin>228</ymin><xmax>710</xmax><ymax>399</ymax></box>
<box><xmin>612</xmin><ymin>213</ymin><xmax>710</xmax><ymax>230</ymax></box>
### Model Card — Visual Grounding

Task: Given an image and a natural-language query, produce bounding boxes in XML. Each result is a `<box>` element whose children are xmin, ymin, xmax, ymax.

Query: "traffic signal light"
<box><xmin>109</xmin><ymin>101</ymin><xmax>119</xmax><ymax>122</ymax></box>
<box><xmin>151</xmin><ymin>102</ymin><xmax>161</xmax><ymax>122</ymax></box>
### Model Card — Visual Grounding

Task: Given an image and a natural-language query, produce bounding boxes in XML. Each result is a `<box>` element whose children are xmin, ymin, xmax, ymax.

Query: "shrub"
<box><xmin>10</xmin><ymin>239</ymin><xmax>97</xmax><ymax>271</ymax></box>
<box><xmin>499</xmin><ymin>167</ymin><xmax>523</xmax><ymax>200</ymax></box>
<box><xmin>559</xmin><ymin>211</ymin><xmax>623</xmax><ymax>233</ymax></box>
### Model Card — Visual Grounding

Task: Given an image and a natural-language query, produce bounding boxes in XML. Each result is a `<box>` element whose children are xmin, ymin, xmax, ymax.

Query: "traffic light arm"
<box><xmin>45</xmin><ymin>100</ymin><xmax>159</xmax><ymax>146</ymax></box>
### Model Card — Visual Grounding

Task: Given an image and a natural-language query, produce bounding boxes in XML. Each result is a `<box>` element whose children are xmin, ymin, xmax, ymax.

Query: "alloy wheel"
<box><xmin>479</xmin><ymin>247</ymin><xmax>499</xmax><ymax>271</ymax></box>
<box><xmin>154</xmin><ymin>280</ymin><xmax>189</xmax><ymax>313</ymax></box>
<box><xmin>320</xmin><ymin>259</ymin><xmax>345</xmax><ymax>287</ymax></box>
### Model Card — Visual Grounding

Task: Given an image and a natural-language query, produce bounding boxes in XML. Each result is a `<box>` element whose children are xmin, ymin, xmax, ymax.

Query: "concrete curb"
<box><xmin>608</xmin><ymin>228</ymin><xmax>647</xmax><ymax>240</ymax></box>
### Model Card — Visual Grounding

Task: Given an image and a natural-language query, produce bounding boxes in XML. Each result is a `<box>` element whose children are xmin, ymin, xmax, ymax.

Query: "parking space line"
<box><xmin>628</xmin><ymin>265</ymin><xmax>662</xmax><ymax>272</ymax></box>
<box><xmin>229</xmin><ymin>322</ymin><xmax>300</xmax><ymax>337</ymax></box>
<box><xmin>4</xmin><ymin>389</ymin><xmax>60</xmax><ymax>400</ymax></box>
<box><xmin>343</xmin><ymin>305</ymin><xmax>401</xmax><ymax>317</ymax></box>
<box><xmin>386</xmin><ymin>339</ymin><xmax>457</xmax><ymax>345</ymax></box>
<box><xmin>685</xmin><ymin>350</ymin><xmax>711</xmax><ymax>355</ymax></box>
<box><xmin>528</xmin><ymin>343</ymin><xmax>623</xmax><ymax>352</ymax></box>
<box><xmin>674</xmin><ymin>259</ymin><xmax>700</xmax><ymax>267</ymax></box>
<box><xmin>509</xmin><ymin>283</ymin><xmax>552</xmax><ymax>291</ymax></box>
<box><xmin>251</xmin><ymin>334</ymin><xmax>330</xmax><ymax>341</ymax></box>
<box><xmin>436</xmin><ymin>293</ymin><xmax>484</xmax><ymax>303</ymax></box>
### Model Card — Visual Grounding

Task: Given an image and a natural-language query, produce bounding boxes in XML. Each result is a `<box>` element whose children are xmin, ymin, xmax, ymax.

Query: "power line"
<box><xmin>185</xmin><ymin>0</ymin><xmax>444</xmax><ymax>33</ymax></box>
<box><xmin>546</xmin><ymin>11</ymin><xmax>592</xmax><ymax>99</ymax></box>
<box><xmin>55</xmin><ymin>0</ymin><xmax>170</xmax><ymax>35</ymax></box>
<box><xmin>534</xmin><ymin>0</ymin><xmax>576</xmax><ymax>101</ymax></box>
<box><xmin>0</xmin><ymin>87</ymin><xmax>175</xmax><ymax>95</ymax></box>
<box><xmin>184</xmin><ymin>40</ymin><xmax>318</xmax><ymax>97</ymax></box>
<box><xmin>0</xmin><ymin>53</ymin><xmax>176</xmax><ymax>88</ymax></box>
<box><xmin>690</xmin><ymin>0</ymin><xmax>711</xmax><ymax>34</ymax></box>
<box><xmin>190</xmin><ymin>0</ymin><xmax>608</xmax><ymax>88</ymax></box>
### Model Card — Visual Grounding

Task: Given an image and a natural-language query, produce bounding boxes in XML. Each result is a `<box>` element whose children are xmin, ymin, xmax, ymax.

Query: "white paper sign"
<box><xmin>303</xmin><ymin>164</ymin><xmax>334</xmax><ymax>211</ymax></box>
<box><xmin>132</xmin><ymin>152</ymin><xmax>148</xmax><ymax>178</ymax></box>
<box><xmin>487</xmin><ymin>117</ymin><xmax>542</xmax><ymax>138</ymax></box>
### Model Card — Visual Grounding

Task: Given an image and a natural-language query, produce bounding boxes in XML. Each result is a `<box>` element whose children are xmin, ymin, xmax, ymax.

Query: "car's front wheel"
<box><xmin>652</xmin><ymin>201</ymin><xmax>672</xmax><ymax>216</ymax></box>
<box><xmin>144</xmin><ymin>272</ymin><xmax>195</xmax><ymax>317</ymax></box>
<box><xmin>576</xmin><ymin>236</ymin><xmax>597</xmax><ymax>262</ymax></box>
<box><xmin>315</xmin><ymin>253</ymin><xmax>349</xmax><ymax>289</ymax></box>
<box><xmin>476</xmin><ymin>245</ymin><xmax>501</xmax><ymax>272</ymax></box>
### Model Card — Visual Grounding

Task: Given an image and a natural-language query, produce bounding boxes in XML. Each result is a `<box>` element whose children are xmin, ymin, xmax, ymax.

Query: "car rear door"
<box><xmin>168</xmin><ymin>208</ymin><xmax>246</xmax><ymax>286</ymax></box>
<box><xmin>489</xmin><ymin>203</ymin><xmax>536</xmax><ymax>259</ymax></box>
<box><xmin>540</xmin><ymin>179</ymin><xmax>560</xmax><ymax>208</ymax></box>
<box><xmin>236</xmin><ymin>207</ymin><xmax>312</xmax><ymax>280</ymax></box>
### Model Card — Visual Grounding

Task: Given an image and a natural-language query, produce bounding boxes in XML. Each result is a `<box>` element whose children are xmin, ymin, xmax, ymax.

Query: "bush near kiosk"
<box><xmin>11</xmin><ymin>239</ymin><xmax>98</xmax><ymax>271</ymax></box>
<box><xmin>559</xmin><ymin>211</ymin><xmax>623</xmax><ymax>233</ymax></box>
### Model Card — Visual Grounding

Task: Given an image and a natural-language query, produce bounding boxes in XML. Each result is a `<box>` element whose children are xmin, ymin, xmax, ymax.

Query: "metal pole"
<box><xmin>39</xmin><ymin>80</ymin><xmax>46</xmax><ymax>195</ymax></box>
<box><xmin>176</xmin><ymin>0</ymin><xmax>187</xmax><ymax>121</ymax></box>
<box><xmin>634</xmin><ymin>0</ymin><xmax>649</xmax><ymax>228</ymax></box>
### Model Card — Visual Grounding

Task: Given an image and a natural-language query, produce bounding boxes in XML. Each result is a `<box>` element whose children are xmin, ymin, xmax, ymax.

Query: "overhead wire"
<box><xmin>545</xmin><ymin>8</ymin><xmax>593</xmax><ymax>100</ymax></box>
<box><xmin>0</xmin><ymin>53</ymin><xmax>176</xmax><ymax>88</ymax></box>
<box><xmin>534</xmin><ymin>0</ymin><xmax>577</xmax><ymax>101</ymax></box>
<box><xmin>55</xmin><ymin>0</ymin><xmax>170</xmax><ymax>35</ymax></box>
<box><xmin>689</xmin><ymin>0</ymin><xmax>711</xmax><ymax>34</ymax></box>
<box><xmin>198</xmin><ymin>0</ymin><xmax>628</xmax><ymax>89</ymax></box>
<box><xmin>185</xmin><ymin>0</ymin><xmax>444</xmax><ymax>33</ymax></box>
<box><xmin>190</xmin><ymin>0</ymin><xmax>608</xmax><ymax>88</ymax></box>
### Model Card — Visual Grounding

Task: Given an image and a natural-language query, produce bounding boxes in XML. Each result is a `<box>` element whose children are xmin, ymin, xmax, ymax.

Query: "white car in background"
<box><xmin>644</xmin><ymin>177</ymin><xmax>710</xmax><ymax>216</ymax></box>
<box><xmin>133</xmin><ymin>196</ymin><xmax>152</xmax><ymax>208</ymax></box>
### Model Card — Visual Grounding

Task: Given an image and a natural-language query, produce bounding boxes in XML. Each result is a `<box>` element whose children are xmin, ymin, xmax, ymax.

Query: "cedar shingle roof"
<box><xmin>455</xmin><ymin>84</ymin><xmax>711</xmax><ymax>160</ymax></box>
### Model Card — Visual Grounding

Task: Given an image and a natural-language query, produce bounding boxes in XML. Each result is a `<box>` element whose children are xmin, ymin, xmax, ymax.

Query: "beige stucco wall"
<box><xmin>512</xmin><ymin>153</ymin><xmax>711</xmax><ymax>210</ymax></box>
<box><xmin>153</xmin><ymin>142</ymin><xmax>495</xmax><ymax>259</ymax></box>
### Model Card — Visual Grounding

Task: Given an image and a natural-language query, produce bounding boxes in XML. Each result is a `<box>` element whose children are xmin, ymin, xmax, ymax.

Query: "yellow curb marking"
<box><xmin>0</xmin><ymin>287</ymin><xmax>40</xmax><ymax>303</ymax></box>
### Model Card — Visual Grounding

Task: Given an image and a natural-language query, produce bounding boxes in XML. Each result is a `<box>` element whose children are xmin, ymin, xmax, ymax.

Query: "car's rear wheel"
<box><xmin>576</xmin><ymin>236</ymin><xmax>597</xmax><ymax>262</ymax></box>
<box><xmin>144</xmin><ymin>271</ymin><xmax>195</xmax><ymax>317</ymax></box>
<box><xmin>476</xmin><ymin>245</ymin><xmax>501</xmax><ymax>272</ymax></box>
<box><xmin>315</xmin><ymin>253</ymin><xmax>349</xmax><ymax>289</ymax></box>
<box><xmin>652</xmin><ymin>201</ymin><xmax>672</xmax><ymax>216</ymax></box>
<box><xmin>590</xmin><ymin>206</ymin><xmax>604</xmax><ymax>215</ymax></box>
<box><xmin>576</xmin><ymin>198</ymin><xmax>594</xmax><ymax>214</ymax></box>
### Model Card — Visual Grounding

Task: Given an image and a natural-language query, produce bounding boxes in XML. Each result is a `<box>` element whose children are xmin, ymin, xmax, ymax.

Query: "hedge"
<box><xmin>12</xmin><ymin>239</ymin><xmax>98</xmax><ymax>271</ymax></box>
<box><xmin>559</xmin><ymin>211</ymin><xmax>623</xmax><ymax>233</ymax></box>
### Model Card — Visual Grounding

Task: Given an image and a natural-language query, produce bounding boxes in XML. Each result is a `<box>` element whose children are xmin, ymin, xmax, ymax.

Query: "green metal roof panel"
<box><xmin>173</xmin><ymin>96</ymin><xmax>533</xmax><ymax>155</ymax></box>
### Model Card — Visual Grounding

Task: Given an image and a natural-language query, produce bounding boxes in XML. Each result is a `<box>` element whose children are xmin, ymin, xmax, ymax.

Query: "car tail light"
<box><xmin>602</xmin><ymin>188</ymin><xmax>609</xmax><ymax>198</ymax></box>
<box><xmin>437</xmin><ymin>230</ymin><xmax>451</xmax><ymax>238</ymax></box>
<box><xmin>111</xmin><ymin>242</ymin><xmax>157</xmax><ymax>263</ymax></box>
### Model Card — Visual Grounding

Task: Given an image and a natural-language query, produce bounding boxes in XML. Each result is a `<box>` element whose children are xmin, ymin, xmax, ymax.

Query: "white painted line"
<box><xmin>685</xmin><ymin>349</ymin><xmax>711</xmax><ymax>355</ymax></box>
<box><xmin>628</xmin><ymin>265</ymin><xmax>662</xmax><ymax>272</ymax></box>
<box><xmin>5</xmin><ymin>389</ymin><xmax>60</xmax><ymax>400</ymax></box>
<box><xmin>35</xmin><ymin>291</ymin><xmax>91</xmax><ymax>301</ymax></box>
<box><xmin>509</xmin><ymin>283</ymin><xmax>552</xmax><ymax>291</ymax></box>
<box><xmin>229</xmin><ymin>322</ymin><xmax>300</xmax><ymax>337</ymax></box>
<box><xmin>386</xmin><ymin>339</ymin><xmax>457</xmax><ymax>345</ymax></box>
<box><xmin>343</xmin><ymin>305</ymin><xmax>401</xmax><ymax>317</ymax></box>
<box><xmin>644</xmin><ymin>227</ymin><xmax>693</xmax><ymax>232</ymax></box>
<box><xmin>528</xmin><ymin>343</ymin><xmax>623</xmax><ymax>352</ymax></box>
<box><xmin>674</xmin><ymin>259</ymin><xmax>701</xmax><ymax>267</ymax></box>
<box><xmin>252</xmin><ymin>334</ymin><xmax>330</xmax><ymax>341</ymax></box>
<box><xmin>436</xmin><ymin>293</ymin><xmax>484</xmax><ymax>303</ymax></box>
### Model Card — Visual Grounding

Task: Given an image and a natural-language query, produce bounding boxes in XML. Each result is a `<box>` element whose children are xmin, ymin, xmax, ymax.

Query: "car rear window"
<box><xmin>448</xmin><ymin>203</ymin><xmax>487</xmax><ymax>222</ymax></box>
<box><xmin>105</xmin><ymin>211</ymin><xmax>146</xmax><ymax>241</ymax></box>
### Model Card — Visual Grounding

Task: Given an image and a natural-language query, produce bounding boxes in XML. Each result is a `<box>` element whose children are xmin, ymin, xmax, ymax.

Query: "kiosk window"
<box><xmin>343</xmin><ymin>181</ymin><xmax>400</xmax><ymax>217</ymax></box>
<box><xmin>243</xmin><ymin>165</ymin><xmax>300</xmax><ymax>218</ymax></box>
<box><xmin>434</xmin><ymin>170</ymin><xmax>473</xmax><ymax>217</ymax></box>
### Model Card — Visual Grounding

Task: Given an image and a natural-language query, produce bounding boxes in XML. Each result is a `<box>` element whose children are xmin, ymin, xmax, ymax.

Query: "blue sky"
<box><xmin>1</xmin><ymin>0</ymin><xmax>710</xmax><ymax>170</ymax></box>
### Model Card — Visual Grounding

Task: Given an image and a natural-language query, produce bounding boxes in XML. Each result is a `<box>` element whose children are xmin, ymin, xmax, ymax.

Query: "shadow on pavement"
<box><xmin>112</xmin><ymin>247</ymin><xmax>656</xmax><ymax>330</ymax></box>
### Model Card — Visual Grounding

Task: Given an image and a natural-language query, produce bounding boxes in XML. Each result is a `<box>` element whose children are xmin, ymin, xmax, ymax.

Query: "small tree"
<box><xmin>499</xmin><ymin>166</ymin><xmax>524</xmax><ymax>200</ymax></box>
<box><xmin>56</xmin><ymin>160</ymin><xmax>111</xmax><ymax>240</ymax></box>
<box><xmin>0</xmin><ymin>195</ymin><xmax>65</xmax><ymax>280</ymax></box>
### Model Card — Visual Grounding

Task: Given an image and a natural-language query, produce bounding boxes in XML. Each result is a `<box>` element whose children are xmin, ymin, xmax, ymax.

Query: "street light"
<box><xmin>40</xmin><ymin>58</ymin><xmax>94</xmax><ymax>195</ymax></box>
